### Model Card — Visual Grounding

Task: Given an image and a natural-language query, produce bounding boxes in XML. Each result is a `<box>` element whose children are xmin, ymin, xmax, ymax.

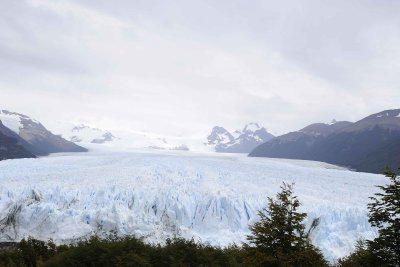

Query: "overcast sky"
<box><xmin>1</xmin><ymin>0</ymin><xmax>400</xmax><ymax>137</ymax></box>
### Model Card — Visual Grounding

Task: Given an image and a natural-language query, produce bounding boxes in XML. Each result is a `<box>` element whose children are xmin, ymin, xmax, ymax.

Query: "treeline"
<box><xmin>338</xmin><ymin>168</ymin><xmax>400</xmax><ymax>267</ymax></box>
<box><xmin>0</xmin><ymin>168</ymin><xmax>399</xmax><ymax>267</ymax></box>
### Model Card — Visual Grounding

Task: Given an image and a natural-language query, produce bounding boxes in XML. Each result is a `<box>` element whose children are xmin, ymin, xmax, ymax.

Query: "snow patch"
<box><xmin>0</xmin><ymin>110</ymin><xmax>23</xmax><ymax>134</ymax></box>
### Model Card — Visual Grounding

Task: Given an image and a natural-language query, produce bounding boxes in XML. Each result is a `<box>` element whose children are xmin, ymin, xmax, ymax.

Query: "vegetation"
<box><xmin>245</xmin><ymin>183</ymin><xmax>328</xmax><ymax>267</ymax></box>
<box><xmin>0</xmin><ymin>236</ymin><xmax>241</xmax><ymax>267</ymax></box>
<box><xmin>338</xmin><ymin>167</ymin><xmax>400</xmax><ymax>267</ymax></box>
<box><xmin>1</xmin><ymin>171</ymin><xmax>398</xmax><ymax>266</ymax></box>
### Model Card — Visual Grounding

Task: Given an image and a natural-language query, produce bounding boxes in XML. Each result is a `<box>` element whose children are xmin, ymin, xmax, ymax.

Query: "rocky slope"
<box><xmin>250</xmin><ymin>109</ymin><xmax>400</xmax><ymax>173</ymax></box>
<box><xmin>0</xmin><ymin>110</ymin><xmax>87</xmax><ymax>156</ymax></box>
<box><xmin>0</xmin><ymin>121</ymin><xmax>36</xmax><ymax>160</ymax></box>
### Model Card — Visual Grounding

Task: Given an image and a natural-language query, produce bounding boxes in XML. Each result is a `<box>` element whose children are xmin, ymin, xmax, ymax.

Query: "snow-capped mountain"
<box><xmin>66</xmin><ymin>124</ymin><xmax>118</xmax><ymax>144</ymax></box>
<box><xmin>0</xmin><ymin>110</ymin><xmax>87</xmax><ymax>156</ymax></box>
<box><xmin>207</xmin><ymin>123</ymin><xmax>274</xmax><ymax>153</ymax></box>
<box><xmin>206</xmin><ymin>126</ymin><xmax>234</xmax><ymax>146</ymax></box>
<box><xmin>63</xmin><ymin>124</ymin><xmax>193</xmax><ymax>152</ymax></box>
<box><xmin>250</xmin><ymin>109</ymin><xmax>400</xmax><ymax>173</ymax></box>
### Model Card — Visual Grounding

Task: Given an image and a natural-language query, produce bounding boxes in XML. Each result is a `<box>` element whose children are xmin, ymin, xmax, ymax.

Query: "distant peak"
<box><xmin>243</xmin><ymin>122</ymin><xmax>262</xmax><ymax>132</ymax></box>
<box><xmin>72</xmin><ymin>124</ymin><xmax>92</xmax><ymax>132</ymax></box>
<box><xmin>211</xmin><ymin>126</ymin><xmax>229</xmax><ymax>133</ymax></box>
<box><xmin>72</xmin><ymin>124</ymin><xmax>90</xmax><ymax>131</ymax></box>
<box><xmin>72</xmin><ymin>124</ymin><xmax>103</xmax><ymax>132</ymax></box>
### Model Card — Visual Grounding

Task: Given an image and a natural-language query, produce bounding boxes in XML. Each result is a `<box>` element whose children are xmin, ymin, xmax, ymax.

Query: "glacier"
<box><xmin>0</xmin><ymin>149</ymin><xmax>384</xmax><ymax>261</ymax></box>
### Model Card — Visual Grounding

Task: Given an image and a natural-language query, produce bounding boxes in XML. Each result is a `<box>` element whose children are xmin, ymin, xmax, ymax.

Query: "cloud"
<box><xmin>0</xmin><ymin>0</ymin><xmax>399</xmax><ymax>137</ymax></box>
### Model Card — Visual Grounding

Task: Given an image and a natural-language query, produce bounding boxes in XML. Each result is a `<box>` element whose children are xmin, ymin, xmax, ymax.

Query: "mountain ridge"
<box><xmin>249</xmin><ymin>109</ymin><xmax>400</xmax><ymax>173</ymax></box>
<box><xmin>0</xmin><ymin>110</ymin><xmax>87</xmax><ymax>156</ymax></box>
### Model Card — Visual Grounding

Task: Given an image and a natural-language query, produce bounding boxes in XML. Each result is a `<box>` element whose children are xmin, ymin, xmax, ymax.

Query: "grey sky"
<box><xmin>1</xmin><ymin>0</ymin><xmax>399</xmax><ymax>137</ymax></box>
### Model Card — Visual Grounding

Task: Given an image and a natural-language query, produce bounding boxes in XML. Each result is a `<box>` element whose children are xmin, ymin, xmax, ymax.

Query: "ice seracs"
<box><xmin>0</xmin><ymin>150</ymin><xmax>383</xmax><ymax>262</ymax></box>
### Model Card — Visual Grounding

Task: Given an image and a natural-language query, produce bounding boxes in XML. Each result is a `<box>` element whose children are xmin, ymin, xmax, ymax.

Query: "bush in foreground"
<box><xmin>245</xmin><ymin>183</ymin><xmax>328</xmax><ymax>267</ymax></box>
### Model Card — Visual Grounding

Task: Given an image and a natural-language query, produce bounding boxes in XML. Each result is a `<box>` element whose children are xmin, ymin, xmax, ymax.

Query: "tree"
<box><xmin>245</xmin><ymin>183</ymin><xmax>328</xmax><ymax>266</ymax></box>
<box><xmin>337</xmin><ymin>239</ymin><xmax>375</xmax><ymax>267</ymax></box>
<box><xmin>367</xmin><ymin>167</ymin><xmax>400</xmax><ymax>266</ymax></box>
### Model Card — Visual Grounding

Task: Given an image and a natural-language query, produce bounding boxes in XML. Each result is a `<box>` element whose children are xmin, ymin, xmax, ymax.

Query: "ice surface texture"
<box><xmin>0</xmin><ymin>150</ymin><xmax>383</xmax><ymax>261</ymax></box>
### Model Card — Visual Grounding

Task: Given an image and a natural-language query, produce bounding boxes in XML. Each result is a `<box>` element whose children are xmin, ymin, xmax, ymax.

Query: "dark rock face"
<box><xmin>300</xmin><ymin>121</ymin><xmax>353</xmax><ymax>136</ymax></box>
<box><xmin>0</xmin><ymin>110</ymin><xmax>87</xmax><ymax>156</ymax></box>
<box><xmin>19</xmin><ymin>120</ymin><xmax>87</xmax><ymax>155</ymax></box>
<box><xmin>207</xmin><ymin>123</ymin><xmax>274</xmax><ymax>153</ymax></box>
<box><xmin>250</xmin><ymin>109</ymin><xmax>400</xmax><ymax>174</ymax></box>
<box><xmin>0</xmin><ymin>127</ymin><xmax>36</xmax><ymax>160</ymax></box>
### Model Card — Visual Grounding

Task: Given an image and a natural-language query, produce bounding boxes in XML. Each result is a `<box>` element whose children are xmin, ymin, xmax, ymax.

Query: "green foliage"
<box><xmin>0</xmin><ymin>238</ymin><xmax>56</xmax><ymax>267</ymax></box>
<box><xmin>339</xmin><ymin>167</ymin><xmax>400</xmax><ymax>267</ymax></box>
<box><xmin>367</xmin><ymin>167</ymin><xmax>400</xmax><ymax>266</ymax></box>
<box><xmin>45</xmin><ymin>235</ymin><xmax>153</xmax><ymax>267</ymax></box>
<box><xmin>336</xmin><ymin>240</ymin><xmax>375</xmax><ymax>267</ymax></box>
<box><xmin>0</xmin><ymin>248</ymin><xmax>25</xmax><ymax>267</ymax></box>
<box><xmin>245</xmin><ymin>183</ymin><xmax>329</xmax><ymax>267</ymax></box>
<box><xmin>19</xmin><ymin>237</ymin><xmax>57</xmax><ymax>267</ymax></box>
<box><xmin>42</xmin><ymin>236</ymin><xmax>244</xmax><ymax>267</ymax></box>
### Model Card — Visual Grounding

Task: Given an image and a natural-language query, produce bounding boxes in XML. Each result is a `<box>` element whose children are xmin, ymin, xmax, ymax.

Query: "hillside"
<box><xmin>250</xmin><ymin>109</ymin><xmax>400</xmax><ymax>173</ymax></box>
<box><xmin>0</xmin><ymin>110</ymin><xmax>87</xmax><ymax>156</ymax></box>
<box><xmin>0</xmin><ymin>131</ymin><xmax>36</xmax><ymax>160</ymax></box>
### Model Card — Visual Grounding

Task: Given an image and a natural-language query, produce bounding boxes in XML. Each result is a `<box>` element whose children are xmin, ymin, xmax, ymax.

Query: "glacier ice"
<box><xmin>0</xmin><ymin>149</ymin><xmax>384</xmax><ymax>261</ymax></box>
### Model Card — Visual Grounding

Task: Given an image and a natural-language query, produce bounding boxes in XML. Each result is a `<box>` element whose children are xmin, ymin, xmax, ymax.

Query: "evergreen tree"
<box><xmin>245</xmin><ymin>183</ymin><xmax>328</xmax><ymax>266</ymax></box>
<box><xmin>367</xmin><ymin>167</ymin><xmax>400</xmax><ymax>266</ymax></box>
<box><xmin>337</xmin><ymin>239</ymin><xmax>375</xmax><ymax>267</ymax></box>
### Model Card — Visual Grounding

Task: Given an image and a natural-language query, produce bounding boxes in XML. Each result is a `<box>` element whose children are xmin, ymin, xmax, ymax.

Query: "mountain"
<box><xmin>249</xmin><ymin>109</ymin><xmax>400</xmax><ymax>174</ymax></box>
<box><xmin>206</xmin><ymin>126</ymin><xmax>234</xmax><ymax>147</ymax></box>
<box><xmin>63</xmin><ymin>125</ymin><xmax>194</xmax><ymax>152</ymax></box>
<box><xmin>207</xmin><ymin>123</ymin><xmax>274</xmax><ymax>153</ymax></box>
<box><xmin>0</xmin><ymin>121</ymin><xmax>36</xmax><ymax>160</ymax></box>
<box><xmin>0</xmin><ymin>110</ymin><xmax>87</xmax><ymax>156</ymax></box>
<box><xmin>66</xmin><ymin>124</ymin><xmax>117</xmax><ymax>144</ymax></box>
